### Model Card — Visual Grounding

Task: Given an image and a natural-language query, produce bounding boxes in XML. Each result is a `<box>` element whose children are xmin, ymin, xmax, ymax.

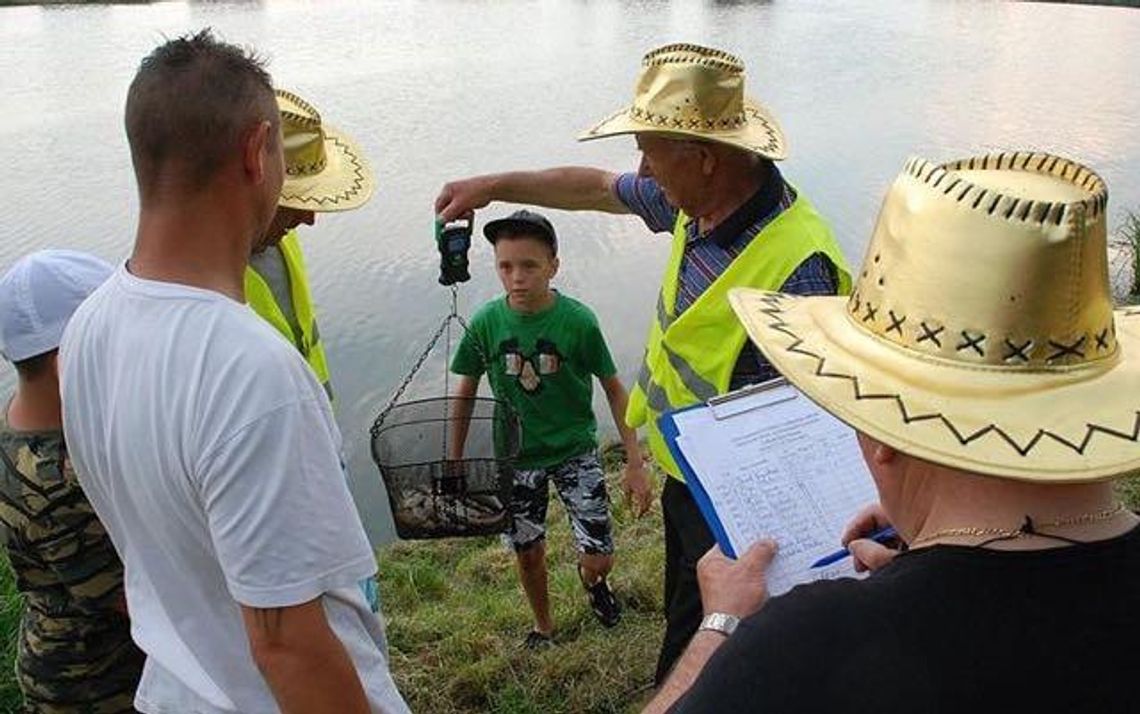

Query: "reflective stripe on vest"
<box><xmin>636</xmin><ymin>343</ymin><xmax>718</xmax><ymax>409</ymax></box>
<box><xmin>245</xmin><ymin>230</ymin><xmax>334</xmax><ymax>398</ymax></box>
<box><xmin>625</xmin><ymin>191</ymin><xmax>852</xmax><ymax>479</ymax></box>
<box><xmin>656</xmin><ymin>293</ymin><xmax>672</xmax><ymax>330</ymax></box>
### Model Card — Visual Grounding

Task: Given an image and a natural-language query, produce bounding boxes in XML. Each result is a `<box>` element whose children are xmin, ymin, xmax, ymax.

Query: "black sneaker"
<box><xmin>584</xmin><ymin>576</ymin><xmax>622</xmax><ymax>628</ymax></box>
<box><xmin>523</xmin><ymin>630</ymin><xmax>554</xmax><ymax>650</ymax></box>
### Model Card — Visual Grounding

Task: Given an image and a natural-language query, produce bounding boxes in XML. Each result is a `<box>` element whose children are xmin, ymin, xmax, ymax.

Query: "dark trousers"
<box><xmin>655</xmin><ymin>476</ymin><xmax>716</xmax><ymax>684</ymax></box>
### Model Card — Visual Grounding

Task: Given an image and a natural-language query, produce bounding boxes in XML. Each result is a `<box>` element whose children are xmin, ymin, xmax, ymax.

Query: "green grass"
<box><xmin>380</xmin><ymin>470</ymin><xmax>1140</xmax><ymax>713</ymax></box>
<box><xmin>2</xmin><ymin>466</ymin><xmax>1137</xmax><ymax>712</ymax></box>
<box><xmin>1115</xmin><ymin>473</ymin><xmax>1140</xmax><ymax>510</ymax></box>
<box><xmin>0</xmin><ymin>556</ymin><xmax>21</xmax><ymax>712</ymax></box>
<box><xmin>379</xmin><ymin>452</ymin><xmax>664</xmax><ymax>714</ymax></box>
<box><xmin>0</xmin><ymin>454</ymin><xmax>664</xmax><ymax>713</ymax></box>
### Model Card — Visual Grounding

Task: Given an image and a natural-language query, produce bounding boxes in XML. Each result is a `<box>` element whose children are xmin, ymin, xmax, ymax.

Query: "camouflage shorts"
<box><xmin>504</xmin><ymin>451</ymin><xmax>614</xmax><ymax>555</ymax></box>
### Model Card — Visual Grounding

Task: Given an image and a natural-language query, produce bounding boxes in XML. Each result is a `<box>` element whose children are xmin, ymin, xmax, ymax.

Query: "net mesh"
<box><xmin>371</xmin><ymin>396</ymin><xmax>520</xmax><ymax>539</ymax></box>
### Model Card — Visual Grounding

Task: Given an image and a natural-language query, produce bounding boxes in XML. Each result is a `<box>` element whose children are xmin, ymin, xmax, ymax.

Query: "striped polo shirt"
<box><xmin>613</xmin><ymin>164</ymin><xmax>839</xmax><ymax>388</ymax></box>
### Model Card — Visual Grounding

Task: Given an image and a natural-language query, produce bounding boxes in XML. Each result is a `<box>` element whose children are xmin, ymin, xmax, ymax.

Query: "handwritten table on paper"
<box><xmin>668</xmin><ymin>382</ymin><xmax>879</xmax><ymax>597</ymax></box>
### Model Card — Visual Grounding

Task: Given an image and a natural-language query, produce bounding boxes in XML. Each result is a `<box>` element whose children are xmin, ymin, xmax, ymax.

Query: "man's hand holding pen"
<box><xmin>841</xmin><ymin>503</ymin><xmax>904</xmax><ymax>573</ymax></box>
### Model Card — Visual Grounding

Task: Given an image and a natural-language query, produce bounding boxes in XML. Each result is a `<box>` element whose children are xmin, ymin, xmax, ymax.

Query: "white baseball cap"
<box><xmin>0</xmin><ymin>249</ymin><xmax>114</xmax><ymax>362</ymax></box>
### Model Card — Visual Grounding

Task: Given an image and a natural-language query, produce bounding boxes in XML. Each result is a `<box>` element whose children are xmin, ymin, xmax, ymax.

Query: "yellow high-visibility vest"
<box><xmin>626</xmin><ymin>192</ymin><xmax>852</xmax><ymax>479</ymax></box>
<box><xmin>245</xmin><ymin>231</ymin><xmax>333</xmax><ymax>398</ymax></box>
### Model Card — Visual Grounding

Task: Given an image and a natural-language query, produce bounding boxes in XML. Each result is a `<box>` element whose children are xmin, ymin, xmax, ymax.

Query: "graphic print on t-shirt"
<box><xmin>499</xmin><ymin>336</ymin><xmax>563</xmax><ymax>393</ymax></box>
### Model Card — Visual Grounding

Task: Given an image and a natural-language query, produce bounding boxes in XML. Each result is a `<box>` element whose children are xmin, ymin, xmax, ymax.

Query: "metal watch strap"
<box><xmin>698</xmin><ymin>612</ymin><xmax>740</xmax><ymax>637</ymax></box>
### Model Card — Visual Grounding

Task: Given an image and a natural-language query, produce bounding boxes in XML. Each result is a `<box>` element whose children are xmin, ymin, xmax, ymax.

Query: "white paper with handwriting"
<box><xmin>668</xmin><ymin>381</ymin><xmax>879</xmax><ymax>596</ymax></box>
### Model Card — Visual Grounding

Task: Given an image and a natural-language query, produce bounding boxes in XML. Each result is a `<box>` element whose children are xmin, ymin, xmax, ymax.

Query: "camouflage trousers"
<box><xmin>504</xmin><ymin>451</ymin><xmax>614</xmax><ymax>555</ymax></box>
<box><xmin>19</xmin><ymin>613</ymin><xmax>143</xmax><ymax>713</ymax></box>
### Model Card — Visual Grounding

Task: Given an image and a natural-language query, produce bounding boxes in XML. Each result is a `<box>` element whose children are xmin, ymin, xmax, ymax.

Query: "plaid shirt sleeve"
<box><xmin>778</xmin><ymin>251</ymin><xmax>842</xmax><ymax>298</ymax></box>
<box><xmin>613</xmin><ymin>172</ymin><xmax>679</xmax><ymax>234</ymax></box>
<box><xmin>730</xmin><ymin>253</ymin><xmax>840</xmax><ymax>390</ymax></box>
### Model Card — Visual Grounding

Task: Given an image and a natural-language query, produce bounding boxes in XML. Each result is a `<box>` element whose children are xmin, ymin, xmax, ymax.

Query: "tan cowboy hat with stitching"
<box><xmin>730</xmin><ymin>152</ymin><xmax>1140</xmax><ymax>483</ymax></box>
<box><xmin>579</xmin><ymin>43</ymin><xmax>788</xmax><ymax>160</ymax></box>
<box><xmin>276</xmin><ymin>89</ymin><xmax>374</xmax><ymax>212</ymax></box>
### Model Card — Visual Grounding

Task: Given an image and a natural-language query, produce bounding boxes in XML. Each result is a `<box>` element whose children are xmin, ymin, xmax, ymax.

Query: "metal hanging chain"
<box><xmin>372</xmin><ymin>285</ymin><xmax>490</xmax><ymax>435</ymax></box>
<box><xmin>442</xmin><ymin>288</ymin><xmax>454</xmax><ymax>462</ymax></box>
<box><xmin>449</xmin><ymin>288</ymin><xmax>490</xmax><ymax>383</ymax></box>
<box><xmin>444</xmin><ymin>285</ymin><xmax>456</xmax><ymax>407</ymax></box>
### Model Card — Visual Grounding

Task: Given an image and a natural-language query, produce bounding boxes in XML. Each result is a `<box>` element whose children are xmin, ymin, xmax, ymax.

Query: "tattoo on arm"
<box><xmin>253</xmin><ymin>607</ymin><xmax>285</xmax><ymax>640</ymax></box>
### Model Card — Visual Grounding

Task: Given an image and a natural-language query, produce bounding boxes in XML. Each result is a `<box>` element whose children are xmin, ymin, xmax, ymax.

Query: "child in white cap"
<box><xmin>0</xmin><ymin>249</ymin><xmax>143</xmax><ymax>712</ymax></box>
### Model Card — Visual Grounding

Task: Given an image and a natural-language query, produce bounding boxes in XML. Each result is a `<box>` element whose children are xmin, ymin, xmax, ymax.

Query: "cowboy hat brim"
<box><xmin>279</xmin><ymin>122</ymin><xmax>375</xmax><ymax>213</ymax></box>
<box><xmin>577</xmin><ymin>98</ymin><xmax>788</xmax><ymax>161</ymax></box>
<box><xmin>729</xmin><ymin>288</ymin><xmax>1140</xmax><ymax>483</ymax></box>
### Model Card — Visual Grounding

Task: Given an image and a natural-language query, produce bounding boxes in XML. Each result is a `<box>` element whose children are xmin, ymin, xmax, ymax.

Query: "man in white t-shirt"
<box><xmin>59</xmin><ymin>30</ymin><xmax>409</xmax><ymax>714</ymax></box>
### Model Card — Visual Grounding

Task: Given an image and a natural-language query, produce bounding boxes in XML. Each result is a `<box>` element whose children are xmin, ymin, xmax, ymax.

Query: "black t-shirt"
<box><xmin>671</xmin><ymin>525</ymin><xmax>1140</xmax><ymax>714</ymax></box>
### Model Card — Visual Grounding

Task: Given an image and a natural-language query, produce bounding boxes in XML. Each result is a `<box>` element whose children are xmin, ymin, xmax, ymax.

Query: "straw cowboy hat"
<box><xmin>276</xmin><ymin>89</ymin><xmax>374</xmax><ymax>212</ymax></box>
<box><xmin>579</xmin><ymin>43</ymin><xmax>788</xmax><ymax>160</ymax></box>
<box><xmin>730</xmin><ymin>152</ymin><xmax>1140</xmax><ymax>482</ymax></box>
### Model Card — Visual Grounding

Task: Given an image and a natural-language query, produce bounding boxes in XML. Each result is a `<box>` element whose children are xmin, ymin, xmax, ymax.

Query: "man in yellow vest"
<box><xmin>435</xmin><ymin>43</ymin><xmax>852</xmax><ymax>682</ymax></box>
<box><xmin>249</xmin><ymin>89</ymin><xmax>375</xmax><ymax>400</ymax></box>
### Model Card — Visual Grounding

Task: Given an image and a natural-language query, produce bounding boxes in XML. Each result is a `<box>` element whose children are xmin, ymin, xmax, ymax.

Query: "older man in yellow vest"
<box><xmin>435</xmin><ymin>43</ymin><xmax>852</xmax><ymax>681</ymax></box>
<box><xmin>249</xmin><ymin>90</ymin><xmax>375</xmax><ymax>400</ymax></box>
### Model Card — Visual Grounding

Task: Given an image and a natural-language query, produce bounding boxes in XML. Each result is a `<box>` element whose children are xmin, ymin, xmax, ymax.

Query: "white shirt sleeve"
<box><xmin>196</xmin><ymin>396</ymin><xmax>377</xmax><ymax>608</ymax></box>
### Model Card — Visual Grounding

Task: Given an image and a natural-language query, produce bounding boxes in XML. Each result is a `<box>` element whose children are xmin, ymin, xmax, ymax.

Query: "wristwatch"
<box><xmin>698</xmin><ymin>612</ymin><xmax>740</xmax><ymax>638</ymax></box>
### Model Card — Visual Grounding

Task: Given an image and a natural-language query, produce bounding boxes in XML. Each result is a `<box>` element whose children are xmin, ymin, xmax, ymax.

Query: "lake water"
<box><xmin>2</xmin><ymin>0</ymin><xmax>1139</xmax><ymax>544</ymax></box>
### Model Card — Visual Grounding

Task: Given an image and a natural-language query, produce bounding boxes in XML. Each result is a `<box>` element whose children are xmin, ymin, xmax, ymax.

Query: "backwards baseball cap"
<box><xmin>0</xmin><ymin>249</ymin><xmax>114</xmax><ymax>362</ymax></box>
<box><xmin>483</xmin><ymin>209</ymin><xmax>558</xmax><ymax>255</ymax></box>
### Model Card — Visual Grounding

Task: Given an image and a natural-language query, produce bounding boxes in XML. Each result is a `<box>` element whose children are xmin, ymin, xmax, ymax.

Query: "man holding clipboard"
<box><xmin>647</xmin><ymin>152</ymin><xmax>1140</xmax><ymax>713</ymax></box>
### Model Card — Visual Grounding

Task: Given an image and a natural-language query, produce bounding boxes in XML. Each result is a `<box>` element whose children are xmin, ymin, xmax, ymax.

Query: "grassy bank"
<box><xmin>378</xmin><ymin>471</ymin><xmax>1140</xmax><ymax>712</ymax></box>
<box><xmin>378</xmin><ymin>459</ymin><xmax>663</xmax><ymax>714</ymax></box>
<box><xmin>2</xmin><ymin>470</ymin><xmax>1139</xmax><ymax>711</ymax></box>
<box><xmin>0</xmin><ymin>458</ymin><xmax>665</xmax><ymax>712</ymax></box>
<box><xmin>0</xmin><ymin>557</ymin><xmax>20</xmax><ymax>712</ymax></box>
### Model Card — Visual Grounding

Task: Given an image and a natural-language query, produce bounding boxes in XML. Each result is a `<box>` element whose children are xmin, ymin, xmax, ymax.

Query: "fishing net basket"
<box><xmin>371</xmin><ymin>394</ymin><xmax>520</xmax><ymax>539</ymax></box>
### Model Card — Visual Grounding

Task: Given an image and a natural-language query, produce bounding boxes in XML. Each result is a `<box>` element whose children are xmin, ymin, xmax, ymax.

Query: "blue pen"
<box><xmin>810</xmin><ymin>526</ymin><xmax>898</xmax><ymax>569</ymax></box>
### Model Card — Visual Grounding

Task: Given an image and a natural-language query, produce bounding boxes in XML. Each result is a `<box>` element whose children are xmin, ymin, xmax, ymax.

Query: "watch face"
<box><xmin>701</xmin><ymin>612</ymin><xmax>740</xmax><ymax>636</ymax></box>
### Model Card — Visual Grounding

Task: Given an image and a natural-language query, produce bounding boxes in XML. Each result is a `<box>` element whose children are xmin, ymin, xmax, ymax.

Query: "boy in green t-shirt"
<box><xmin>449</xmin><ymin>209</ymin><xmax>651</xmax><ymax>648</ymax></box>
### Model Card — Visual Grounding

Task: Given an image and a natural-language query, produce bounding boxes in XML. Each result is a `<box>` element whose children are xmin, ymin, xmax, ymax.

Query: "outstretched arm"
<box><xmin>435</xmin><ymin>167</ymin><xmax>628</xmax><ymax>222</ymax></box>
<box><xmin>448</xmin><ymin>375</ymin><xmax>480</xmax><ymax>461</ymax></box>
<box><xmin>600</xmin><ymin>374</ymin><xmax>652</xmax><ymax>517</ymax></box>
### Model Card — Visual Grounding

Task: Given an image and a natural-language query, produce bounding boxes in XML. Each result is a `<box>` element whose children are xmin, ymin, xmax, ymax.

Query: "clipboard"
<box><xmin>657</xmin><ymin>379</ymin><xmax>880</xmax><ymax>593</ymax></box>
<box><xmin>658</xmin><ymin>378</ymin><xmax>795</xmax><ymax>559</ymax></box>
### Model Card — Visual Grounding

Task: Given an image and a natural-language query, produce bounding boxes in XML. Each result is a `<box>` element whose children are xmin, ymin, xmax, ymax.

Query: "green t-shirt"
<box><xmin>451</xmin><ymin>292</ymin><xmax>617</xmax><ymax>468</ymax></box>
